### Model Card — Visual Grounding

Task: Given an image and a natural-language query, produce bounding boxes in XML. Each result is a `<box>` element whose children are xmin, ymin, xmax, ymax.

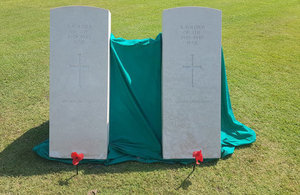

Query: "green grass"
<box><xmin>0</xmin><ymin>0</ymin><xmax>299</xmax><ymax>194</ymax></box>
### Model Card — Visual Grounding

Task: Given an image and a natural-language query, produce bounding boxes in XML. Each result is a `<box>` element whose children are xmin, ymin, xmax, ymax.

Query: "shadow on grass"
<box><xmin>0</xmin><ymin>121</ymin><xmax>62</xmax><ymax>177</ymax></box>
<box><xmin>0</xmin><ymin>121</ymin><xmax>220</xmax><ymax>177</ymax></box>
<box><xmin>235</xmin><ymin>143</ymin><xmax>254</xmax><ymax>150</ymax></box>
<box><xmin>82</xmin><ymin>158</ymin><xmax>218</xmax><ymax>176</ymax></box>
<box><xmin>58</xmin><ymin>174</ymin><xmax>77</xmax><ymax>186</ymax></box>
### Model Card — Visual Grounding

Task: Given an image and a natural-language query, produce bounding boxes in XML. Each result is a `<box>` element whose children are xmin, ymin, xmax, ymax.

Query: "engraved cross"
<box><xmin>182</xmin><ymin>54</ymin><xmax>202</xmax><ymax>87</ymax></box>
<box><xmin>69</xmin><ymin>53</ymin><xmax>88</xmax><ymax>88</ymax></box>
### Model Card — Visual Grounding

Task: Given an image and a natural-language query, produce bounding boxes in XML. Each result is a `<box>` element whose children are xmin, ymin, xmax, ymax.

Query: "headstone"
<box><xmin>49</xmin><ymin>6</ymin><xmax>111</xmax><ymax>159</ymax></box>
<box><xmin>162</xmin><ymin>7</ymin><xmax>221</xmax><ymax>159</ymax></box>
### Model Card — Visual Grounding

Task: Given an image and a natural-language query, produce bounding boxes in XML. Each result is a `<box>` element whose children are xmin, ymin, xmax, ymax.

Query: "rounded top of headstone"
<box><xmin>163</xmin><ymin>6</ymin><xmax>221</xmax><ymax>14</ymax></box>
<box><xmin>50</xmin><ymin>6</ymin><xmax>110</xmax><ymax>14</ymax></box>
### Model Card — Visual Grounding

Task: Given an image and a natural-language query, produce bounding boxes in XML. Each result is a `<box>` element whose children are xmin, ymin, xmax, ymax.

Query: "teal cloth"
<box><xmin>33</xmin><ymin>33</ymin><xmax>256</xmax><ymax>165</ymax></box>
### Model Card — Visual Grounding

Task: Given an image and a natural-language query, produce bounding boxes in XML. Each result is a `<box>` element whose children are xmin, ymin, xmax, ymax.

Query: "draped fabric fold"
<box><xmin>33</xmin><ymin>33</ymin><xmax>256</xmax><ymax>165</ymax></box>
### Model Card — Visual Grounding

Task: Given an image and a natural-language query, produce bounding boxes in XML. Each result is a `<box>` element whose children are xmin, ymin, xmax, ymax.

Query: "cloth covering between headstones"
<box><xmin>33</xmin><ymin>33</ymin><xmax>256</xmax><ymax>165</ymax></box>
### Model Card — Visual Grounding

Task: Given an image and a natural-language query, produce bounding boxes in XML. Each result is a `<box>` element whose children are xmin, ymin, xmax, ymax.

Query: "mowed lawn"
<box><xmin>0</xmin><ymin>0</ymin><xmax>299</xmax><ymax>194</ymax></box>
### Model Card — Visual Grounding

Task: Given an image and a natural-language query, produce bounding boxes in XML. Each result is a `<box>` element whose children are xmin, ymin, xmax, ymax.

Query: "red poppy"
<box><xmin>71</xmin><ymin>152</ymin><xmax>84</xmax><ymax>165</ymax></box>
<box><xmin>193</xmin><ymin>150</ymin><xmax>203</xmax><ymax>165</ymax></box>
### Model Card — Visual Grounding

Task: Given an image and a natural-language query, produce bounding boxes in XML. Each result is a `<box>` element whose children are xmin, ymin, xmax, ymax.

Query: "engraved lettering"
<box><xmin>179</xmin><ymin>24</ymin><xmax>205</xmax><ymax>45</ymax></box>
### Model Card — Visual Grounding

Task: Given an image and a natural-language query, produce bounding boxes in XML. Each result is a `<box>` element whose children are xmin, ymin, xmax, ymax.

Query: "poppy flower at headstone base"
<box><xmin>71</xmin><ymin>152</ymin><xmax>84</xmax><ymax>165</ymax></box>
<box><xmin>176</xmin><ymin>149</ymin><xmax>204</xmax><ymax>190</ymax></box>
<box><xmin>193</xmin><ymin>150</ymin><xmax>203</xmax><ymax>165</ymax></box>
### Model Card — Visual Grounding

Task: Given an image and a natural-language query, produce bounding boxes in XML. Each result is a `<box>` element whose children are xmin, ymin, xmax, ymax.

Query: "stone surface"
<box><xmin>49</xmin><ymin>6</ymin><xmax>110</xmax><ymax>159</ymax></box>
<box><xmin>162</xmin><ymin>7</ymin><xmax>222</xmax><ymax>159</ymax></box>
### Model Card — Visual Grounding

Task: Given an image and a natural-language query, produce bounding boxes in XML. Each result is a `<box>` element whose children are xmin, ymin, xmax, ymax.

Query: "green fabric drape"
<box><xmin>33</xmin><ymin>33</ymin><xmax>256</xmax><ymax>165</ymax></box>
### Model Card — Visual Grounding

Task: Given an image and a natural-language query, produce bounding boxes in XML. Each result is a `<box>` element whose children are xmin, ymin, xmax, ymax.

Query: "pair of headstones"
<box><xmin>49</xmin><ymin>6</ymin><xmax>221</xmax><ymax>160</ymax></box>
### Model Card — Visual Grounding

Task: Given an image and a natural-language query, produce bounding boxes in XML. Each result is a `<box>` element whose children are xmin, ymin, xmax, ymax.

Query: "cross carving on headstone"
<box><xmin>69</xmin><ymin>53</ymin><xmax>88</xmax><ymax>88</ymax></box>
<box><xmin>182</xmin><ymin>54</ymin><xmax>202</xmax><ymax>87</ymax></box>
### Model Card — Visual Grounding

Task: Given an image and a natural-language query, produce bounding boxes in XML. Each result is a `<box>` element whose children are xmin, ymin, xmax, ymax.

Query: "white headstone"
<box><xmin>49</xmin><ymin>6</ymin><xmax>111</xmax><ymax>159</ymax></box>
<box><xmin>162</xmin><ymin>7</ymin><xmax>221</xmax><ymax>159</ymax></box>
